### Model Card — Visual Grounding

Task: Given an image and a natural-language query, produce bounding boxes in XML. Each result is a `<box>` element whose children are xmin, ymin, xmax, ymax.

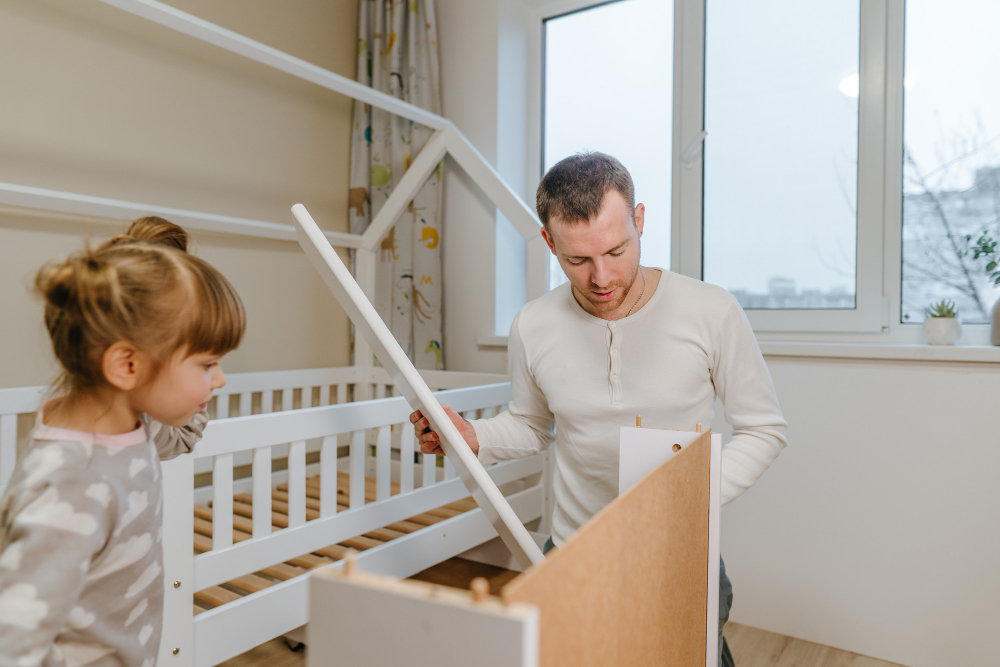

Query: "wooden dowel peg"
<box><xmin>343</xmin><ymin>549</ymin><xmax>358</xmax><ymax>577</ymax></box>
<box><xmin>471</xmin><ymin>577</ymin><xmax>489</xmax><ymax>603</ymax></box>
<box><xmin>635</xmin><ymin>415</ymin><xmax>642</xmax><ymax>428</ymax></box>
<box><xmin>695</xmin><ymin>422</ymin><xmax>702</xmax><ymax>433</ymax></box>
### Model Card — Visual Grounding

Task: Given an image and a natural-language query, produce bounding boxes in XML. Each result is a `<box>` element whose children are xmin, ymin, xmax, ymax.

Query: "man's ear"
<box><xmin>634</xmin><ymin>203</ymin><xmax>645</xmax><ymax>237</ymax></box>
<box><xmin>102</xmin><ymin>341</ymin><xmax>141</xmax><ymax>391</ymax></box>
<box><xmin>541</xmin><ymin>227</ymin><xmax>557</xmax><ymax>255</ymax></box>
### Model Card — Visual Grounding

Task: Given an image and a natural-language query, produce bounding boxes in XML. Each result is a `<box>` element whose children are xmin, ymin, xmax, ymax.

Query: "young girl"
<box><xmin>0</xmin><ymin>231</ymin><xmax>245</xmax><ymax>666</ymax></box>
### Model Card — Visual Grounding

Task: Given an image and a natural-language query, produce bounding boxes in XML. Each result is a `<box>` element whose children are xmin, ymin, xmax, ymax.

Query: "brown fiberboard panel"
<box><xmin>502</xmin><ymin>431</ymin><xmax>711</xmax><ymax>666</ymax></box>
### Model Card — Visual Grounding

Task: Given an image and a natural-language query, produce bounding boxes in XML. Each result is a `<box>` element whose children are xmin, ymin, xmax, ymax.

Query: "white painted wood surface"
<box><xmin>212</xmin><ymin>453</ymin><xmax>234</xmax><ymax>550</ymax></box>
<box><xmin>293</xmin><ymin>204</ymin><xmax>545</xmax><ymax>569</ymax></box>
<box><xmin>251</xmin><ymin>447</ymin><xmax>272</xmax><ymax>539</ymax></box>
<box><xmin>0</xmin><ymin>365</ymin><xmax>537</xmax><ymax>667</ymax></box>
<box><xmin>0</xmin><ymin>181</ymin><xmax>361</xmax><ymax>248</ymax></box>
<box><xmin>308</xmin><ymin>569</ymin><xmax>539</xmax><ymax>667</ymax></box>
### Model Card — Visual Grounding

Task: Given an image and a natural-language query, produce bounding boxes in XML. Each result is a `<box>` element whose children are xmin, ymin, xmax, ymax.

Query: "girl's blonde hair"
<box><xmin>106</xmin><ymin>216</ymin><xmax>191</xmax><ymax>252</ymax></box>
<box><xmin>35</xmin><ymin>238</ymin><xmax>245</xmax><ymax>394</ymax></box>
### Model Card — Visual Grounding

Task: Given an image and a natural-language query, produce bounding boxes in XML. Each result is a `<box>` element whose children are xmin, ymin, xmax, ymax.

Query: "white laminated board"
<box><xmin>291</xmin><ymin>204</ymin><xmax>544</xmax><ymax>568</ymax></box>
<box><xmin>307</xmin><ymin>567</ymin><xmax>539</xmax><ymax>667</ymax></box>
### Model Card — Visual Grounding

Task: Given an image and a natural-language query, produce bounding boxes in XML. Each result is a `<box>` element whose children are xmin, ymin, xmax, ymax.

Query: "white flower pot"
<box><xmin>923</xmin><ymin>317</ymin><xmax>961</xmax><ymax>345</ymax></box>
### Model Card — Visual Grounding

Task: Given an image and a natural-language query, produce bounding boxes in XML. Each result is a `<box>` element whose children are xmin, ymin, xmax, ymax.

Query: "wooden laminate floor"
<box><xmin>726</xmin><ymin>623</ymin><xmax>907</xmax><ymax>667</ymax></box>
<box><xmin>220</xmin><ymin>557</ymin><xmax>907</xmax><ymax>667</ymax></box>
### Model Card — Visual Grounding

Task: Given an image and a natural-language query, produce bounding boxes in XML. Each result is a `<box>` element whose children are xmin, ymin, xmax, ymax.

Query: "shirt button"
<box><xmin>611</xmin><ymin>349</ymin><xmax>617</xmax><ymax>355</ymax></box>
<box><xmin>611</xmin><ymin>374</ymin><xmax>617</xmax><ymax>381</ymax></box>
<box><xmin>609</xmin><ymin>322</ymin><xmax>616</xmax><ymax>328</ymax></box>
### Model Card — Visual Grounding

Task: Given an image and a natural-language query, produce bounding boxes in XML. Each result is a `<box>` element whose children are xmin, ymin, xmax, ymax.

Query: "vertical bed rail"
<box><xmin>375</xmin><ymin>425</ymin><xmax>391</xmax><ymax>502</ymax></box>
<box><xmin>349</xmin><ymin>430</ymin><xmax>365</xmax><ymax>508</ymax></box>
<box><xmin>212</xmin><ymin>455</ymin><xmax>234</xmax><ymax>550</ymax></box>
<box><xmin>160</xmin><ymin>452</ymin><xmax>195</xmax><ymax>665</ymax></box>
<box><xmin>287</xmin><ymin>440</ymin><xmax>307</xmax><ymax>528</ymax></box>
<box><xmin>397</xmin><ymin>420</ymin><xmax>414</xmax><ymax>495</ymax></box>
<box><xmin>251</xmin><ymin>447</ymin><xmax>272</xmax><ymax>538</ymax></box>
<box><xmin>319</xmin><ymin>435</ymin><xmax>337</xmax><ymax>517</ymax></box>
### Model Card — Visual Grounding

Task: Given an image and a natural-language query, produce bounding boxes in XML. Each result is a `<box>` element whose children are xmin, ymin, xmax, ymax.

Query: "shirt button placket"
<box><xmin>608</xmin><ymin>321</ymin><xmax>622</xmax><ymax>404</ymax></box>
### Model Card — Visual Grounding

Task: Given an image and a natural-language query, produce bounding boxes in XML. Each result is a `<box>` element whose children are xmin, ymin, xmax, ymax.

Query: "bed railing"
<box><xmin>161</xmin><ymin>382</ymin><xmax>543</xmax><ymax>665</ymax></box>
<box><xmin>0</xmin><ymin>366</ymin><xmax>506</xmax><ymax>496</ymax></box>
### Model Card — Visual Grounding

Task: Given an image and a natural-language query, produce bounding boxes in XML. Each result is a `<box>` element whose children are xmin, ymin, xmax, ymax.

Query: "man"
<box><xmin>411</xmin><ymin>152</ymin><xmax>787</xmax><ymax>666</ymax></box>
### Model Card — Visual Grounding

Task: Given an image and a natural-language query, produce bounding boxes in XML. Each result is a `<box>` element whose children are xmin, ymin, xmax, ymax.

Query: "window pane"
<box><xmin>703</xmin><ymin>1</ymin><xmax>860</xmax><ymax>309</ymax></box>
<box><xmin>543</xmin><ymin>0</ymin><xmax>673</xmax><ymax>290</ymax></box>
<box><xmin>901</xmin><ymin>0</ymin><xmax>1000</xmax><ymax>325</ymax></box>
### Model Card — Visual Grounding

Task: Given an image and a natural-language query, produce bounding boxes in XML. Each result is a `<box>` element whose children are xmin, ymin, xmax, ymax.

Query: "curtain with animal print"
<box><xmin>349</xmin><ymin>0</ymin><xmax>444</xmax><ymax>370</ymax></box>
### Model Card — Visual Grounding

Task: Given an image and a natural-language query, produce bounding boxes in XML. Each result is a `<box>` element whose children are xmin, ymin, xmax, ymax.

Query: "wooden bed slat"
<box><xmin>191</xmin><ymin>470</ymin><xmax>483</xmax><ymax>614</ymax></box>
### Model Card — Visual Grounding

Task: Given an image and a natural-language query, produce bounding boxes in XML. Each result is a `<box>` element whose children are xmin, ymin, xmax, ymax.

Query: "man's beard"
<box><xmin>573</xmin><ymin>263</ymin><xmax>641</xmax><ymax>313</ymax></box>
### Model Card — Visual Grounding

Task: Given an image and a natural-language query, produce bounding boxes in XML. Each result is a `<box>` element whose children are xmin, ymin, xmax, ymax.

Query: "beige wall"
<box><xmin>0</xmin><ymin>0</ymin><xmax>359</xmax><ymax>387</ymax></box>
<box><xmin>717</xmin><ymin>356</ymin><xmax>1000</xmax><ymax>666</ymax></box>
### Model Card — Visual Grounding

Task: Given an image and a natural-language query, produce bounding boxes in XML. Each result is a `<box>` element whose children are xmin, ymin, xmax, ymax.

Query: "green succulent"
<box><xmin>925</xmin><ymin>299</ymin><xmax>959</xmax><ymax>319</ymax></box>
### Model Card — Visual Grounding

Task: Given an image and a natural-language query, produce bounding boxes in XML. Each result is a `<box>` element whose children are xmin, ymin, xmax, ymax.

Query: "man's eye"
<box><xmin>567</xmin><ymin>259</ymin><xmax>584</xmax><ymax>266</ymax></box>
<box><xmin>204</xmin><ymin>363</ymin><xmax>217</xmax><ymax>370</ymax></box>
<box><xmin>611</xmin><ymin>251</ymin><xmax>625</xmax><ymax>257</ymax></box>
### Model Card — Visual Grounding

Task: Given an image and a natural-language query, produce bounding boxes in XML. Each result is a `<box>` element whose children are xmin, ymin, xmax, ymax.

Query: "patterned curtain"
<box><xmin>349</xmin><ymin>0</ymin><xmax>444</xmax><ymax>371</ymax></box>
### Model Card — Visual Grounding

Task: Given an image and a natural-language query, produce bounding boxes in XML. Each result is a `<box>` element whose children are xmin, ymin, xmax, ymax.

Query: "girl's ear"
<box><xmin>102</xmin><ymin>341</ymin><xmax>141</xmax><ymax>391</ymax></box>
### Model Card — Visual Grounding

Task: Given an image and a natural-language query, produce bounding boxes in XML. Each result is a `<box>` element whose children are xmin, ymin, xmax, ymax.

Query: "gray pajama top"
<box><xmin>0</xmin><ymin>410</ymin><xmax>206</xmax><ymax>667</ymax></box>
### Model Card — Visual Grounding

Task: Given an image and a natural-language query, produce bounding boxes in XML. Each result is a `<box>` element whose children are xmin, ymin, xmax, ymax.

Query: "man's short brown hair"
<box><xmin>536</xmin><ymin>152</ymin><xmax>635</xmax><ymax>227</ymax></box>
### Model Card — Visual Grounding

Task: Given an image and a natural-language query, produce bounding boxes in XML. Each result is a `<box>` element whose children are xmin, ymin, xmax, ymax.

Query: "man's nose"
<box><xmin>591</xmin><ymin>258</ymin><xmax>612</xmax><ymax>288</ymax></box>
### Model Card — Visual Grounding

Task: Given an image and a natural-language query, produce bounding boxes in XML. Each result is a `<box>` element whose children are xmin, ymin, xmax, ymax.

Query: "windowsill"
<box><xmin>757</xmin><ymin>341</ymin><xmax>1000</xmax><ymax>363</ymax></box>
<box><xmin>477</xmin><ymin>335</ymin><xmax>1000</xmax><ymax>363</ymax></box>
<box><xmin>477</xmin><ymin>335</ymin><xmax>512</xmax><ymax>348</ymax></box>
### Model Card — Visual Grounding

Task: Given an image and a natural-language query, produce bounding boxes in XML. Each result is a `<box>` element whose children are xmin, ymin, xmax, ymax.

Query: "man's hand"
<box><xmin>409</xmin><ymin>405</ymin><xmax>480</xmax><ymax>456</ymax></box>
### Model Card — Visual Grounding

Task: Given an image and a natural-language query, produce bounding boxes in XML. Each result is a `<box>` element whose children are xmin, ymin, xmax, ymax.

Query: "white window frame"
<box><xmin>524</xmin><ymin>0</ymin><xmax>994</xmax><ymax>345</ymax></box>
<box><xmin>678</xmin><ymin>0</ymin><xmax>886</xmax><ymax>335</ymax></box>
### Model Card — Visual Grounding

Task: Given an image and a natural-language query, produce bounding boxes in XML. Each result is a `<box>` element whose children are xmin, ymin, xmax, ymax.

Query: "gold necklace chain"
<box><xmin>624</xmin><ymin>267</ymin><xmax>646</xmax><ymax>318</ymax></box>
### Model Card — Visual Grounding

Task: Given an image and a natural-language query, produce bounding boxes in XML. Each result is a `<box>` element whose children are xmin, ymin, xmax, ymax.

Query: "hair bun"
<box><xmin>124</xmin><ymin>216</ymin><xmax>189</xmax><ymax>252</ymax></box>
<box><xmin>37</xmin><ymin>262</ymin><xmax>77</xmax><ymax>311</ymax></box>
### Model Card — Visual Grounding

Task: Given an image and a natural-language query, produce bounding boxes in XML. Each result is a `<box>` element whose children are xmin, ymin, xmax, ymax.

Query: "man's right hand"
<box><xmin>409</xmin><ymin>405</ymin><xmax>480</xmax><ymax>456</ymax></box>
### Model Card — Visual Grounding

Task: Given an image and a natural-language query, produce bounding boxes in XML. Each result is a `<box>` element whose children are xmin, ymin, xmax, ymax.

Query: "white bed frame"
<box><xmin>0</xmin><ymin>1</ymin><xmax>556</xmax><ymax>664</ymax></box>
<box><xmin>0</xmin><ymin>367</ymin><xmax>551</xmax><ymax>665</ymax></box>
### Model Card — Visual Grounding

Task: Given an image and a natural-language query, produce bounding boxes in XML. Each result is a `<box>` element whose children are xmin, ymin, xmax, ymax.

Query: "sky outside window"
<box><xmin>544</xmin><ymin>0</ymin><xmax>673</xmax><ymax>289</ymax></box>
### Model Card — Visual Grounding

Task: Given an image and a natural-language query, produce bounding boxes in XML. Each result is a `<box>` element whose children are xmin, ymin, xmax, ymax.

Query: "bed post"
<box><xmin>159</xmin><ymin>453</ymin><xmax>195</xmax><ymax>666</ymax></box>
<box><xmin>354</xmin><ymin>246</ymin><xmax>376</xmax><ymax>400</ymax></box>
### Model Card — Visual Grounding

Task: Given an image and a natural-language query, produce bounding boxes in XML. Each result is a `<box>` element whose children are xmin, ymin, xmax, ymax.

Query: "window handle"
<box><xmin>682</xmin><ymin>130</ymin><xmax>708</xmax><ymax>167</ymax></box>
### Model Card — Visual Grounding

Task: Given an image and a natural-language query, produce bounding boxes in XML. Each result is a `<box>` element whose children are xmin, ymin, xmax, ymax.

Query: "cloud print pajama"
<box><xmin>0</xmin><ymin>412</ymin><xmax>205</xmax><ymax>667</ymax></box>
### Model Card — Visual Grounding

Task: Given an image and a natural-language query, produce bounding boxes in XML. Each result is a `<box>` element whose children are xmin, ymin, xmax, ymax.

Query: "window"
<box><xmin>901</xmin><ymin>0</ymin><xmax>1000</xmax><ymax>325</ymax></box>
<box><xmin>542</xmin><ymin>0</ymin><xmax>673</xmax><ymax>290</ymax></box>
<box><xmin>703</xmin><ymin>1</ymin><xmax>860</xmax><ymax>311</ymax></box>
<box><xmin>528</xmin><ymin>0</ymin><xmax>997</xmax><ymax>342</ymax></box>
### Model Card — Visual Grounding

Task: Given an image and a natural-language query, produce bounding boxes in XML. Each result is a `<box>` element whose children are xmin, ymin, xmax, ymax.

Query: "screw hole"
<box><xmin>672</xmin><ymin>444</ymin><xmax>681</xmax><ymax>452</ymax></box>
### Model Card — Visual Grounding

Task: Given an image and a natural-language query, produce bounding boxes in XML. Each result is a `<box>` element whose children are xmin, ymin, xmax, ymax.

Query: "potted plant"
<box><xmin>923</xmin><ymin>299</ymin><xmax>961</xmax><ymax>345</ymax></box>
<box><xmin>963</xmin><ymin>231</ymin><xmax>1000</xmax><ymax>345</ymax></box>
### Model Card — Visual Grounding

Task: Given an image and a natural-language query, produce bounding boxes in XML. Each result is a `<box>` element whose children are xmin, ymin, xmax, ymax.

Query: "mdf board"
<box><xmin>307</xmin><ymin>567</ymin><xmax>539</xmax><ymax>667</ymax></box>
<box><xmin>502</xmin><ymin>431</ymin><xmax>713</xmax><ymax>667</ymax></box>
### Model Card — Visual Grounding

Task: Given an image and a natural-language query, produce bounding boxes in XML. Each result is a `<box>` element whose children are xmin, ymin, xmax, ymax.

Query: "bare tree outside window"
<box><xmin>901</xmin><ymin>0</ymin><xmax>1000</xmax><ymax>324</ymax></box>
